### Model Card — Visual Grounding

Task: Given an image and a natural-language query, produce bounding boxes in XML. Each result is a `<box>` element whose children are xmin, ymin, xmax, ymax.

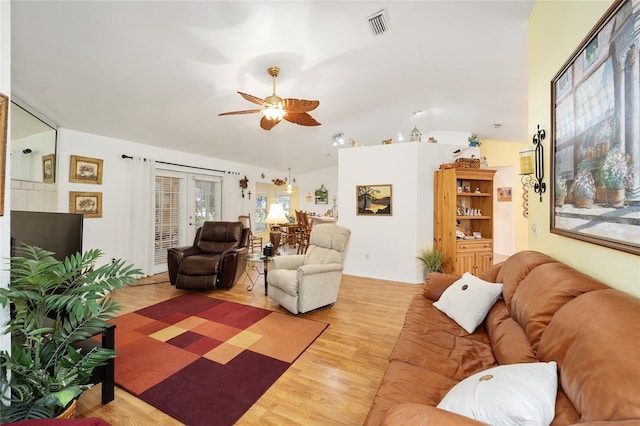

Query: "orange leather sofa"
<box><xmin>365</xmin><ymin>250</ymin><xmax>640</xmax><ymax>425</ymax></box>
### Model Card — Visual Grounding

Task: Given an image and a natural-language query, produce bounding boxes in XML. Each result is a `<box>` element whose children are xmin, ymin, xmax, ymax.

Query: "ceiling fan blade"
<box><xmin>283</xmin><ymin>112</ymin><xmax>321</xmax><ymax>126</ymax></box>
<box><xmin>282</xmin><ymin>98</ymin><xmax>319</xmax><ymax>113</ymax></box>
<box><xmin>238</xmin><ymin>91</ymin><xmax>265</xmax><ymax>105</ymax></box>
<box><xmin>218</xmin><ymin>109</ymin><xmax>262</xmax><ymax>116</ymax></box>
<box><xmin>260</xmin><ymin>116</ymin><xmax>281</xmax><ymax>131</ymax></box>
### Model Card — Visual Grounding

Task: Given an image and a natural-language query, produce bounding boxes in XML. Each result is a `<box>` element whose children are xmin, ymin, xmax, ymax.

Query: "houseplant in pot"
<box><xmin>0</xmin><ymin>244</ymin><xmax>140</xmax><ymax>421</ymax></box>
<box><xmin>416</xmin><ymin>247</ymin><xmax>444</xmax><ymax>278</ymax></box>
<box><xmin>601</xmin><ymin>146</ymin><xmax>627</xmax><ymax>207</ymax></box>
<box><xmin>570</xmin><ymin>169</ymin><xmax>596</xmax><ymax>208</ymax></box>
<box><xmin>555</xmin><ymin>175</ymin><xmax>567</xmax><ymax>207</ymax></box>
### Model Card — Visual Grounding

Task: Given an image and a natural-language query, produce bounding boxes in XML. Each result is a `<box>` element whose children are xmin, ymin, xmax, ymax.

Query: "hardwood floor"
<box><xmin>77</xmin><ymin>270</ymin><xmax>422</xmax><ymax>425</ymax></box>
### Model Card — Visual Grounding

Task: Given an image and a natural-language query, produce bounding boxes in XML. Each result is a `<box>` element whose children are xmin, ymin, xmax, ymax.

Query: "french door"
<box><xmin>154</xmin><ymin>169</ymin><xmax>222</xmax><ymax>273</ymax></box>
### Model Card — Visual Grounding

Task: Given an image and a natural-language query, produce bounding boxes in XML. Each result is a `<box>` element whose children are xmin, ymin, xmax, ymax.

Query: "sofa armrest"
<box><xmin>381</xmin><ymin>403</ymin><xmax>488</xmax><ymax>426</ymax></box>
<box><xmin>217</xmin><ymin>246</ymin><xmax>249</xmax><ymax>289</ymax></box>
<box><xmin>423</xmin><ymin>272</ymin><xmax>461</xmax><ymax>301</ymax></box>
<box><xmin>271</xmin><ymin>254</ymin><xmax>306</xmax><ymax>270</ymax></box>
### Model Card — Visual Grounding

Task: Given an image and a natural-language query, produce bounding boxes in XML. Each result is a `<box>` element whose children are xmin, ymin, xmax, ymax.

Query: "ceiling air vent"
<box><xmin>367</xmin><ymin>9</ymin><xmax>388</xmax><ymax>36</ymax></box>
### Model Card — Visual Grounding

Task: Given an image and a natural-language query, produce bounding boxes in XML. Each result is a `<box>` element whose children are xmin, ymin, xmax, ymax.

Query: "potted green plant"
<box><xmin>601</xmin><ymin>146</ymin><xmax>627</xmax><ymax>207</ymax></box>
<box><xmin>555</xmin><ymin>175</ymin><xmax>567</xmax><ymax>207</ymax></box>
<box><xmin>570</xmin><ymin>169</ymin><xmax>596</xmax><ymax>208</ymax></box>
<box><xmin>0</xmin><ymin>245</ymin><xmax>140</xmax><ymax>421</ymax></box>
<box><xmin>416</xmin><ymin>248</ymin><xmax>444</xmax><ymax>277</ymax></box>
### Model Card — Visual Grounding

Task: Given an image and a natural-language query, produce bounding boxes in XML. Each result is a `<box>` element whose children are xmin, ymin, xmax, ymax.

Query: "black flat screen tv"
<box><xmin>10</xmin><ymin>210</ymin><xmax>84</xmax><ymax>261</ymax></box>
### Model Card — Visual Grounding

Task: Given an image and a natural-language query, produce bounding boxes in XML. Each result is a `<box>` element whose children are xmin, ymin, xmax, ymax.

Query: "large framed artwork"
<box><xmin>0</xmin><ymin>93</ymin><xmax>7</xmax><ymax>217</ymax></box>
<box><xmin>551</xmin><ymin>0</ymin><xmax>640</xmax><ymax>255</ymax></box>
<box><xmin>356</xmin><ymin>184</ymin><xmax>392</xmax><ymax>215</ymax></box>
<box><xmin>69</xmin><ymin>155</ymin><xmax>103</xmax><ymax>185</ymax></box>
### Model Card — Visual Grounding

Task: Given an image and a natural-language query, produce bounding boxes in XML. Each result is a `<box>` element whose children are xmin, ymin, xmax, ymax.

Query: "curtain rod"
<box><xmin>121</xmin><ymin>154</ymin><xmax>240</xmax><ymax>175</ymax></box>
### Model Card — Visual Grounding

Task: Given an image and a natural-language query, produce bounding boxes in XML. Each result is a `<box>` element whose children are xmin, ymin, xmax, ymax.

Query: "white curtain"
<box><xmin>128</xmin><ymin>156</ymin><xmax>155</xmax><ymax>277</ymax></box>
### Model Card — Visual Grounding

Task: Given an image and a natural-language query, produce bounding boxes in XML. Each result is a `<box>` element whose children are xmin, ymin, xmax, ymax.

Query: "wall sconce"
<box><xmin>519</xmin><ymin>124</ymin><xmax>546</xmax><ymax>202</ymax></box>
<box><xmin>332</xmin><ymin>132</ymin><xmax>345</xmax><ymax>146</ymax></box>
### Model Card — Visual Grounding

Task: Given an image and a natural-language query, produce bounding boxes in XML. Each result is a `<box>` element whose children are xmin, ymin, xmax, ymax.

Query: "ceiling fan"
<box><xmin>219</xmin><ymin>66</ymin><xmax>321</xmax><ymax>131</ymax></box>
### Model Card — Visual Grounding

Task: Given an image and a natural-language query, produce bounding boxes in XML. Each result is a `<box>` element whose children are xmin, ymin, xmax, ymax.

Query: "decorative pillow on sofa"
<box><xmin>432</xmin><ymin>272</ymin><xmax>503</xmax><ymax>333</ymax></box>
<box><xmin>437</xmin><ymin>361</ymin><xmax>558</xmax><ymax>426</ymax></box>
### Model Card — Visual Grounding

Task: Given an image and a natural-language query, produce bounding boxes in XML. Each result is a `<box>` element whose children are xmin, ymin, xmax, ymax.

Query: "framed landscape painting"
<box><xmin>70</xmin><ymin>155</ymin><xmax>103</xmax><ymax>184</ymax></box>
<box><xmin>356</xmin><ymin>184</ymin><xmax>392</xmax><ymax>216</ymax></box>
<box><xmin>550</xmin><ymin>0</ymin><xmax>640</xmax><ymax>255</ymax></box>
<box><xmin>69</xmin><ymin>191</ymin><xmax>102</xmax><ymax>218</ymax></box>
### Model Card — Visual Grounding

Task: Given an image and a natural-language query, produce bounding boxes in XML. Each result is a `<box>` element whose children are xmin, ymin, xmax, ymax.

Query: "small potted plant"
<box><xmin>416</xmin><ymin>247</ymin><xmax>444</xmax><ymax>278</ymax></box>
<box><xmin>570</xmin><ymin>169</ymin><xmax>596</xmax><ymax>208</ymax></box>
<box><xmin>601</xmin><ymin>146</ymin><xmax>627</xmax><ymax>207</ymax></box>
<box><xmin>0</xmin><ymin>245</ymin><xmax>140</xmax><ymax>421</ymax></box>
<box><xmin>555</xmin><ymin>175</ymin><xmax>567</xmax><ymax>207</ymax></box>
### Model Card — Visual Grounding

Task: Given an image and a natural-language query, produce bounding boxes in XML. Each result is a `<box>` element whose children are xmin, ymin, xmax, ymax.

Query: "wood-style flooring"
<box><xmin>76</xmin><ymin>267</ymin><xmax>422</xmax><ymax>425</ymax></box>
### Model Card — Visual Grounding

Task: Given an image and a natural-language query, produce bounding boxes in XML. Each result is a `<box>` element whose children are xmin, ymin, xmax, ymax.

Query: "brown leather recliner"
<box><xmin>167</xmin><ymin>221</ymin><xmax>249</xmax><ymax>290</ymax></box>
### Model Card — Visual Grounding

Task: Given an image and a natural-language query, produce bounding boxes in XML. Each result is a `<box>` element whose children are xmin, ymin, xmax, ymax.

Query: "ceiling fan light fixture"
<box><xmin>262</xmin><ymin>104</ymin><xmax>286</xmax><ymax>121</ymax></box>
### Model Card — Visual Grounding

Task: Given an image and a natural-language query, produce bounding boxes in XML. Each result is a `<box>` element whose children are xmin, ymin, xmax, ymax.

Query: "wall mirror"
<box><xmin>10</xmin><ymin>101</ymin><xmax>57</xmax><ymax>183</ymax></box>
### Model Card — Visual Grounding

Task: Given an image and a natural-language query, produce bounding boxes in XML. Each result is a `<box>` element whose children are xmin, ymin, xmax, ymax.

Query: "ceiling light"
<box><xmin>398</xmin><ymin>133</ymin><xmax>404</xmax><ymax>141</ymax></box>
<box><xmin>286</xmin><ymin>168</ymin><xmax>293</xmax><ymax>194</ymax></box>
<box><xmin>332</xmin><ymin>132</ymin><xmax>345</xmax><ymax>146</ymax></box>
<box><xmin>491</xmin><ymin>123</ymin><xmax>502</xmax><ymax>128</ymax></box>
<box><xmin>262</xmin><ymin>103</ymin><xmax>286</xmax><ymax>121</ymax></box>
<box><xmin>412</xmin><ymin>110</ymin><xmax>424</xmax><ymax>116</ymax></box>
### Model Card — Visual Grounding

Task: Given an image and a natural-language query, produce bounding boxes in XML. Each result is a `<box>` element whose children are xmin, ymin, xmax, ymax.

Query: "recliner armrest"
<box><xmin>167</xmin><ymin>245</ymin><xmax>201</xmax><ymax>286</ymax></box>
<box><xmin>298</xmin><ymin>263</ymin><xmax>343</xmax><ymax>276</ymax></box>
<box><xmin>272</xmin><ymin>254</ymin><xmax>306</xmax><ymax>270</ymax></box>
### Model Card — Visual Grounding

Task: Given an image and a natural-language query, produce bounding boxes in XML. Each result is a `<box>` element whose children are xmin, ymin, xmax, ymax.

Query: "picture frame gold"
<box><xmin>42</xmin><ymin>154</ymin><xmax>55</xmax><ymax>183</ymax></box>
<box><xmin>69</xmin><ymin>155</ymin><xmax>103</xmax><ymax>184</ymax></box>
<box><xmin>0</xmin><ymin>93</ymin><xmax>7</xmax><ymax>217</ymax></box>
<box><xmin>356</xmin><ymin>184</ymin><xmax>392</xmax><ymax>216</ymax></box>
<box><xmin>69</xmin><ymin>191</ymin><xmax>102</xmax><ymax>218</ymax></box>
<box><xmin>497</xmin><ymin>187</ymin><xmax>512</xmax><ymax>202</ymax></box>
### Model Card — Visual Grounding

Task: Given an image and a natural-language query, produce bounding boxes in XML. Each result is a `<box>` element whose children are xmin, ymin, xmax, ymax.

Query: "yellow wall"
<box><xmin>528</xmin><ymin>0</ymin><xmax>640</xmax><ymax>296</ymax></box>
<box><xmin>481</xmin><ymin>140</ymin><xmax>529</xmax><ymax>252</ymax></box>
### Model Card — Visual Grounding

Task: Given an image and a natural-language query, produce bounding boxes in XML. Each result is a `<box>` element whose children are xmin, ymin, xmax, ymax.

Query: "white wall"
<box><xmin>338</xmin><ymin>141</ymin><xmax>476</xmax><ymax>284</ymax></box>
<box><xmin>0</xmin><ymin>0</ymin><xmax>10</xmax><ymax>356</ymax></box>
<box><xmin>493</xmin><ymin>166</ymin><xmax>517</xmax><ymax>256</ymax></box>
<box><xmin>55</xmin><ymin>129</ymin><xmax>297</xmax><ymax>268</ymax></box>
<box><xmin>298</xmin><ymin>165</ymin><xmax>338</xmax><ymax>217</ymax></box>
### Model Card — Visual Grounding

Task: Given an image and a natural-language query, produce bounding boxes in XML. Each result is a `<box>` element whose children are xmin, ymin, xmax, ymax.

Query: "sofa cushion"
<box><xmin>433</xmin><ymin>273</ymin><xmax>503</xmax><ymax>334</ymax></box>
<box><xmin>538</xmin><ymin>289</ymin><xmax>640</xmax><ymax>422</ymax></box>
<box><xmin>390</xmin><ymin>295</ymin><xmax>496</xmax><ymax>381</ymax></box>
<box><xmin>485</xmin><ymin>299</ymin><xmax>537</xmax><ymax>365</ymax></box>
<box><xmin>510</xmin><ymin>262</ymin><xmax>608</xmax><ymax>354</ymax></box>
<box><xmin>495</xmin><ymin>250</ymin><xmax>556</xmax><ymax>311</ymax></box>
<box><xmin>364</xmin><ymin>360</ymin><xmax>459</xmax><ymax>426</ymax></box>
<box><xmin>178</xmin><ymin>254</ymin><xmax>220</xmax><ymax>275</ymax></box>
<box><xmin>437</xmin><ymin>361</ymin><xmax>558</xmax><ymax>426</ymax></box>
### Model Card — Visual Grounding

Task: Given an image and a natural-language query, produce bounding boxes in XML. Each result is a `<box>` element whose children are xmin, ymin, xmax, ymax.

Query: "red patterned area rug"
<box><xmin>111</xmin><ymin>293</ymin><xmax>328</xmax><ymax>426</ymax></box>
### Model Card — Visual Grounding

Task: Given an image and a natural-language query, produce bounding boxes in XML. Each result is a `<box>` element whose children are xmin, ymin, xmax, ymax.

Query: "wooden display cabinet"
<box><xmin>434</xmin><ymin>167</ymin><xmax>496</xmax><ymax>275</ymax></box>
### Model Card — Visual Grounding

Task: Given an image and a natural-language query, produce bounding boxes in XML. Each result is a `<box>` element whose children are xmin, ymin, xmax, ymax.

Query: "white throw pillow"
<box><xmin>432</xmin><ymin>272</ymin><xmax>503</xmax><ymax>333</ymax></box>
<box><xmin>437</xmin><ymin>361</ymin><xmax>558</xmax><ymax>426</ymax></box>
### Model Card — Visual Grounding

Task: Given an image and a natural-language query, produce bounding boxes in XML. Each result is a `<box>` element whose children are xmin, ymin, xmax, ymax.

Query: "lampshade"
<box><xmin>264</xmin><ymin>203</ymin><xmax>287</xmax><ymax>224</ymax></box>
<box><xmin>519</xmin><ymin>149</ymin><xmax>534</xmax><ymax>175</ymax></box>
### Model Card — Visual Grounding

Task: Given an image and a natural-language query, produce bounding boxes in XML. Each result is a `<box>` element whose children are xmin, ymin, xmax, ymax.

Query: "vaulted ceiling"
<box><xmin>11</xmin><ymin>1</ymin><xmax>533</xmax><ymax>173</ymax></box>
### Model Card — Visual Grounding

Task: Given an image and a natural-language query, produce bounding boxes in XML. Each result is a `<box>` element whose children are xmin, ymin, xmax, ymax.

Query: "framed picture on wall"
<box><xmin>356</xmin><ymin>184</ymin><xmax>392</xmax><ymax>215</ymax></box>
<box><xmin>550</xmin><ymin>0</ymin><xmax>640</xmax><ymax>255</ymax></box>
<box><xmin>69</xmin><ymin>155</ymin><xmax>103</xmax><ymax>184</ymax></box>
<box><xmin>42</xmin><ymin>154</ymin><xmax>55</xmax><ymax>183</ymax></box>
<box><xmin>69</xmin><ymin>191</ymin><xmax>102</xmax><ymax>218</ymax></box>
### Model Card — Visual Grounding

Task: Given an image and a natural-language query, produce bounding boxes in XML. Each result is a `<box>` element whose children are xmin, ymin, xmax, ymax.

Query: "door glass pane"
<box><xmin>154</xmin><ymin>175</ymin><xmax>185</xmax><ymax>265</ymax></box>
<box><xmin>255</xmin><ymin>194</ymin><xmax>267</xmax><ymax>231</ymax></box>
<box><xmin>275</xmin><ymin>195</ymin><xmax>291</xmax><ymax>218</ymax></box>
<box><xmin>194</xmin><ymin>179</ymin><xmax>217</xmax><ymax>229</ymax></box>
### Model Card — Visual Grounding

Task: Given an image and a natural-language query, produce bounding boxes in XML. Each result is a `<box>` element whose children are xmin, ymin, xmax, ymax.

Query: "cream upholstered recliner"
<box><xmin>267</xmin><ymin>224</ymin><xmax>351</xmax><ymax>314</ymax></box>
